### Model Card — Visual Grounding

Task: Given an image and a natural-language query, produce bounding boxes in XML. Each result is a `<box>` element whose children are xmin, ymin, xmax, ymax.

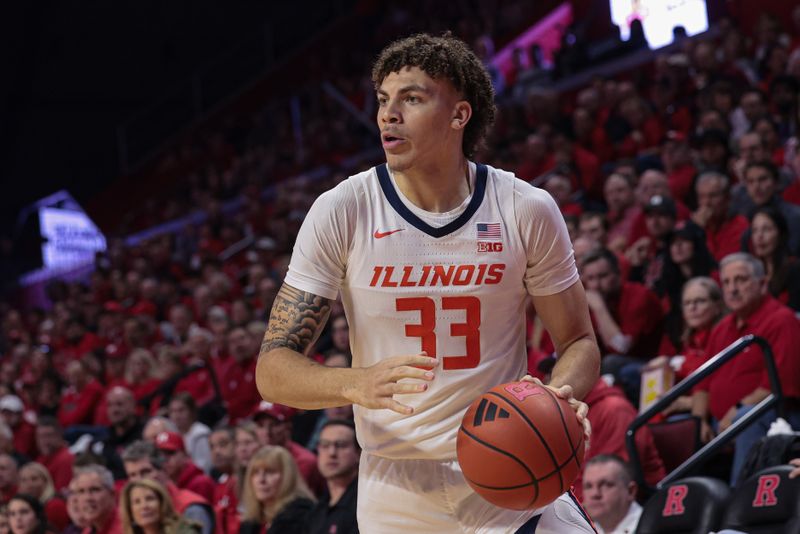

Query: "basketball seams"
<box><xmin>459</xmin><ymin>425</ymin><xmax>541</xmax><ymax>508</ymax></box>
<box><xmin>539</xmin><ymin>385</ymin><xmax>584</xmax><ymax>470</ymax></box>
<box><xmin>486</xmin><ymin>391</ymin><xmax>566</xmax><ymax>494</ymax></box>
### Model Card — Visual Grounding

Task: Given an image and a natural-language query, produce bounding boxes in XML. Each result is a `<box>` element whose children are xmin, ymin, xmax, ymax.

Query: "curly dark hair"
<box><xmin>371</xmin><ymin>33</ymin><xmax>496</xmax><ymax>159</ymax></box>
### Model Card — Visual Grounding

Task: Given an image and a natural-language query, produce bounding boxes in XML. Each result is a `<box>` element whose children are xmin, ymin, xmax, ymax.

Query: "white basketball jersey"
<box><xmin>285</xmin><ymin>162</ymin><xmax>577</xmax><ymax>460</ymax></box>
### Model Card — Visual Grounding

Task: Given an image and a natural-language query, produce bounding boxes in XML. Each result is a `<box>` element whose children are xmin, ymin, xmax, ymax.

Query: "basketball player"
<box><xmin>256</xmin><ymin>33</ymin><xmax>600</xmax><ymax>533</ymax></box>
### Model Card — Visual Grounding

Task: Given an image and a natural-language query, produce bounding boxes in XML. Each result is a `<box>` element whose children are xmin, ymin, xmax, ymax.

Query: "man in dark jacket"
<box><xmin>307</xmin><ymin>419</ymin><xmax>360</xmax><ymax>534</ymax></box>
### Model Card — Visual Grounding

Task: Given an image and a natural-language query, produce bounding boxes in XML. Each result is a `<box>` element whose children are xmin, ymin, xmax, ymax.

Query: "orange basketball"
<box><xmin>456</xmin><ymin>381</ymin><xmax>585</xmax><ymax>510</ymax></box>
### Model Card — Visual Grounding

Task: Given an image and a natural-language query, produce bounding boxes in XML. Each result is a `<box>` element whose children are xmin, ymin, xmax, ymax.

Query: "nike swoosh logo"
<box><xmin>373</xmin><ymin>228</ymin><xmax>405</xmax><ymax>239</ymax></box>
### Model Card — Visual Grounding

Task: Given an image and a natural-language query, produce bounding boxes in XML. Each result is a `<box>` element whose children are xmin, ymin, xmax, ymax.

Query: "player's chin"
<box><xmin>384</xmin><ymin>152</ymin><xmax>412</xmax><ymax>172</ymax></box>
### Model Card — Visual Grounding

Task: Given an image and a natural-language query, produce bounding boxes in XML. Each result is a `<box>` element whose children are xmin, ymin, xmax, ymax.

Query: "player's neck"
<box><xmin>391</xmin><ymin>155</ymin><xmax>471</xmax><ymax>213</ymax></box>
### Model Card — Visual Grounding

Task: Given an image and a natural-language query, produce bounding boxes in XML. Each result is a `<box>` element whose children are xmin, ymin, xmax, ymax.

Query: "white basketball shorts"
<box><xmin>357</xmin><ymin>453</ymin><xmax>597</xmax><ymax>533</ymax></box>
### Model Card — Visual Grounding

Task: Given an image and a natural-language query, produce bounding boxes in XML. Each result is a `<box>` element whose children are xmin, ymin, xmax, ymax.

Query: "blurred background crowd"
<box><xmin>1</xmin><ymin>0</ymin><xmax>800</xmax><ymax>532</ymax></box>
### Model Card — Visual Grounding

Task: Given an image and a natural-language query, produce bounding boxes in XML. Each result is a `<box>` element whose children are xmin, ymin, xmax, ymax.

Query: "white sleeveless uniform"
<box><xmin>285</xmin><ymin>162</ymin><xmax>596</xmax><ymax>533</ymax></box>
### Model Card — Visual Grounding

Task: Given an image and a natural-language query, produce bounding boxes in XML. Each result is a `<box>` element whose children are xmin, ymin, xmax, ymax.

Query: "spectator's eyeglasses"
<box><xmin>682</xmin><ymin>297</ymin><xmax>710</xmax><ymax>308</ymax></box>
<box><xmin>318</xmin><ymin>440</ymin><xmax>353</xmax><ymax>451</ymax></box>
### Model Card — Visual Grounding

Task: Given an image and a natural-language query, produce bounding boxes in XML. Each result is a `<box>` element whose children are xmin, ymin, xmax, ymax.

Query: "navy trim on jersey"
<box><xmin>375</xmin><ymin>162</ymin><xmax>488</xmax><ymax>238</ymax></box>
<box><xmin>568</xmin><ymin>490</ymin><xmax>598</xmax><ymax>533</ymax></box>
<box><xmin>513</xmin><ymin>513</ymin><xmax>540</xmax><ymax>533</ymax></box>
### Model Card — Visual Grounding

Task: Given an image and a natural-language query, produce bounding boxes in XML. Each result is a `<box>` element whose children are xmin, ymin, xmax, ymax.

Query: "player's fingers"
<box><xmin>520</xmin><ymin>374</ymin><xmax>536</xmax><ymax>383</ymax></box>
<box><xmin>573</xmin><ymin>401</ymin><xmax>589</xmax><ymax>422</ymax></box>
<box><xmin>550</xmin><ymin>384</ymin><xmax>574</xmax><ymax>400</ymax></box>
<box><xmin>390</xmin><ymin>382</ymin><xmax>428</xmax><ymax>395</ymax></box>
<box><xmin>389</xmin><ymin>366</ymin><xmax>435</xmax><ymax>382</ymax></box>
<box><xmin>384</xmin><ymin>398</ymin><xmax>414</xmax><ymax>415</ymax></box>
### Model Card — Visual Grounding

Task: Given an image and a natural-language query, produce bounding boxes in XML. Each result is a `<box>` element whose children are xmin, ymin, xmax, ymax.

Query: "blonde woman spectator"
<box><xmin>119</xmin><ymin>479</ymin><xmax>200</xmax><ymax>534</ymax></box>
<box><xmin>17</xmin><ymin>464</ymin><xmax>68</xmax><ymax>532</ymax></box>
<box><xmin>239</xmin><ymin>447</ymin><xmax>315</xmax><ymax>534</ymax></box>
<box><xmin>234</xmin><ymin>423</ymin><xmax>262</xmax><ymax>499</ymax></box>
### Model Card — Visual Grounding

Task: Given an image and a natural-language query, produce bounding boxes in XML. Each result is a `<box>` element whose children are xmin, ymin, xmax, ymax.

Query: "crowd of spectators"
<box><xmin>1</xmin><ymin>2</ymin><xmax>800</xmax><ymax>533</ymax></box>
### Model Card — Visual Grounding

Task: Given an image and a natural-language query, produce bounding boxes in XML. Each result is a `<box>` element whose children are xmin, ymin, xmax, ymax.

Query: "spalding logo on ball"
<box><xmin>457</xmin><ymin>381</ymin><xmax>585</xmax><ymax>510</ymax></box>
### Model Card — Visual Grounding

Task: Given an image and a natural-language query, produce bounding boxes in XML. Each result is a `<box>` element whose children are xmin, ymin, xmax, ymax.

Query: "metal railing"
<box><xmin>625</xmin><ymin>335</ymin><xmax>784</xmax><ymax>492</ymax></box>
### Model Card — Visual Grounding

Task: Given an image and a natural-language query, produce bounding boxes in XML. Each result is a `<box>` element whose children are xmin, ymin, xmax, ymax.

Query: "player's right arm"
<box><xmin>255</xmin><ymin>283</ymin><xmax>437</xmax><ymax>414</ymax></box>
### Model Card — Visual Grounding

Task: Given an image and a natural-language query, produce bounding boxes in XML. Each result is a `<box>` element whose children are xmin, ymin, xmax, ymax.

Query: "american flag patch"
<box><xmin>477</xmin><ymin>222</ymin><xmax>502</xmax><ymax>240</ymax></box>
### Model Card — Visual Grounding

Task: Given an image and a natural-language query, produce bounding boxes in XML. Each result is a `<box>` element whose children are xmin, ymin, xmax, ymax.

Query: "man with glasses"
<box><xmin>308</xmin><ymin>419</ymin><xmax>360</xmax><ymax>534</ymax></box>
<box><xmin>69</xmin><ymin>465</ymin><xmax>121</xmax><ymax>534</ymax></box>
<box><xmin>691</xmin><ymin>252</ymin><xmax>800</xmax><ymax>485</ymax></box>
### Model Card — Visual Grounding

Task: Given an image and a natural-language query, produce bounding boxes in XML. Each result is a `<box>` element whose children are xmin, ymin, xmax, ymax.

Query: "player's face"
<box><xmin>377</xmin><ymin>66</ymin><xmax>469</xmax><ymax>173</ymax></box>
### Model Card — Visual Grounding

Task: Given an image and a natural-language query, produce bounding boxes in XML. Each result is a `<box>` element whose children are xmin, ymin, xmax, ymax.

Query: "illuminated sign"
<box><xmin>38</xmin><ymin>207</ymin><xmax>107</xmax><ymax>269</ymax></box>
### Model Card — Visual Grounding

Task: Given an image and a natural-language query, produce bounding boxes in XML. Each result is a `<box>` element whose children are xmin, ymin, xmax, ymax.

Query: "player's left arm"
<box><xmin>531</xmin><ymin>280</ymin><xmax>600</xmax><ymax>402</ymax></box>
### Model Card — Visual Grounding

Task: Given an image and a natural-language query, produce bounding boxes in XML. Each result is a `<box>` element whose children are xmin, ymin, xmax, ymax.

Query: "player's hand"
<box><xmin>789</xmin><ymin>458</ymin><xmax>800</xmax><ymax>479</ymax></box>
<box><xmin>521</xmin><ymin>376</ymin><xmax>591</xmax><ymax>451</ymax></box>
<box><xmin>347</xmin><ymin>353</ymin><xmax>437</xmax><ymax>415</ymax></box>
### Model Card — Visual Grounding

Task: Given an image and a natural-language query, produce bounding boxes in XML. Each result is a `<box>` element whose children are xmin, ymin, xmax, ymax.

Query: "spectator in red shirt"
<box><xmin>661</xmin><ymin>130</ymin><xmax>697</xmax><ymax>201</ymax></box>
<box><xmin>0</xmin><ymin>454</ymin><xmax>17</xmax><ymax>504</ymax></box>
<box><xmin>542</xmin><ymin>171</ymin><xmax>582</xmax><ymax>218</ymax></box>
<box><xmin>58</xmin><ymin>360</ymin><xmax>105</xmax><ymax>430</ymax></box>
<box><xmin>221</xmin><ymin>327</ymin><xmax>261</xmax><ymax>423</ymax></box>
<box><xmin>691</xmin><ymin>252</ymin><xmax>800</xmax><ymax>485</ymax></box>
<box><xmin>253</xmin><ymin>402</ymin><xmax>324</xmax><ymax>496</ymax></box>
<box><xmin>155</xmin><ymin>431</ymin><xmax>215</xmax><ymax>503</ymax></box>
<box><xmin>57</xmin><ymin>317</ymin><xmax>103</xmax><ymax>362</ymax></box>
<box><xmin>0</xmin><ymin>395</ymin><xmax>37</xmax><ymax>458</ymax></box>
<box><xmin>35</xmin><ymin>416</ymin><xmax>74</xmax><ymax>491</ymax></box>
<box><xmin>208</xmin><ymin>427</ymin><xmax>235</xmax><ymax>483</ymax></box>
<box><xmin>604</xmin><ymin>172</ymin><xmax>640</xmax><ymax>252</ymax></box>
<box><xmin>580</xmin><ymin>248</ymin><xmax>664</xmax><ymax>402</ymax></box>
<box><xmin>574</xmin><ymin>379</ymin><xmax>665</xmax><ymax>500</ymax></box>
<box><xmin>692</xmin><ymin>171</ymin><xmax>750</xmax><ymax>262</ymax></box>
<box><xmin>70</xmin><ymin>465</ymin><xmax>122</xmax><ymax>534</ymax></box>
<box><xmin>208</xmin><ymin>428</ymin><xmax>238</xmax><ymax>534</ymax></box>
<box><xmin>747</xmin><ymin>206</ymin><xmax>800</xmax><ymax>312</ymax></box>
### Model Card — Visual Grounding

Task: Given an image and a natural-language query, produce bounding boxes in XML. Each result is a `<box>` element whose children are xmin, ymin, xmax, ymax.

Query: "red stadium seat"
<box><xmin>647</xmin><ymin>416</ymin><xmax>701</xmax><ymax>473</ymax></box>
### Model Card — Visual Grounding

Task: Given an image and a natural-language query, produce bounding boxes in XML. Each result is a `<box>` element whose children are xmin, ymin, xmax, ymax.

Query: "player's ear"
<box><xmin>451</xmin><ymin>101</ymin><xmax>472</xmax><ymax>130</ymax></box>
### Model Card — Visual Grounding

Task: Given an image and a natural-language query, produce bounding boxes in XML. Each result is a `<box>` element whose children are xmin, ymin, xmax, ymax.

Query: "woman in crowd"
<box><xmin>747</xmin><ymin>206</ymin><xmax>800</xmax><ymax>311</ymax></box>
<box><xmin>234</xmin><ymin>422</ymin><xmax>264</xmax><ymax>499</ymax></box>
<box><xmin>650</xmin><ymin>277</ymin><xmax>726</xmax><ymax>416</ymax></box>
<box><xmin>655</xmin><ymin>220</ymin><xmax>718</xmax><ymax>349</ymax></box>
<box><xmin>7</xmin><ymin>494</ymin><xmax>52</xmax><ymax>534</ymax></box>
<box><xmin>17</xmin><ymin>463</ymin><xmax>69</xmax><ymax>532</ymax></box>
<box><xmin>119</xmin><ymin>479</ymin><xmax>200</xmax><ymax>534</ymax></box>
<box><xmin>238</xmin><ymin>446</ymin><xmax>315</xmax><ymax>534</ymax></box>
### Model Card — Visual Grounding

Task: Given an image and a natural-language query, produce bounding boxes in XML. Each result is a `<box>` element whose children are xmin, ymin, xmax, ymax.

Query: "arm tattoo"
<box><xmin>261</xmin><ymin>284</ymin><xmax>331</xmax><ymax>356</ymax></box>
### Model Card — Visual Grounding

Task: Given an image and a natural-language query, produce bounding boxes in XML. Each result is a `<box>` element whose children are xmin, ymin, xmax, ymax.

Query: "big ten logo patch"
<box><xmin>662</xmin><ymin>485</ymin><xmax>688</xmax><ymax>516</ymax></box>
<box><xmin>477</xmin><ymin>241</ymin><xmax>503</xmax><ymax>252</ymax></box>
<box><xmin>752</xmin><ymin>474</ymin><xmax>780</xmax><ymax>507</ymax></box>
